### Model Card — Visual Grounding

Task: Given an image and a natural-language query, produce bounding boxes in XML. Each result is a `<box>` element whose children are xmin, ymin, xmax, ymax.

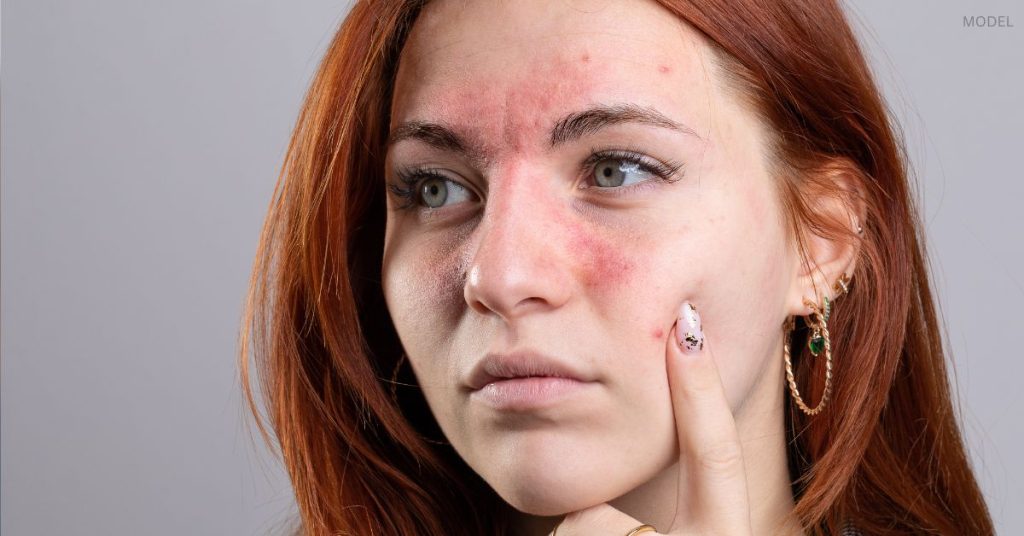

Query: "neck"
<box><xmin>511</xmin><ymin>345</ymin><xmax>802</xmax><ymax>536</ymax></box>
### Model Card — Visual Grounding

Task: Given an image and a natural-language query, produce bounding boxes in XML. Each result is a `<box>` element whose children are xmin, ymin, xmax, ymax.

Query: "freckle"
<box><xmin>658</xmin><ymin>65</ymin><xmax>670</xmax><ymax>74</ymax></box>
<box><xmin>652</xmin><ymin>327</ymin><xmax>664</xmax><ymax>340</ymax></box>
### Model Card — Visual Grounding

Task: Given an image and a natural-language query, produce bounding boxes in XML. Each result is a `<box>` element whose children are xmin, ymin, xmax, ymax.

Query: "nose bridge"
<box><xmin>463</xmin><ymin>160</ymin><xmax>571</xmax><ymax>319</ymax></box>
<box><xmin>483</xmin><ymin>160</ymin><xmax>554</xmax><ymax>247</ymax></box>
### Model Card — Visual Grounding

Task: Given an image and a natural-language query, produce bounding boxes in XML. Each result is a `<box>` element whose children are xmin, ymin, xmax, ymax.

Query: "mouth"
<box><xmin>466</xmin><ymin>349</ymin><xmax>596</xmax><ymax>411</ymax></box>
<box><xmin>470</xmin><ymin>376</ymin><xmax>593</xmax><ymax>411</ymax></box>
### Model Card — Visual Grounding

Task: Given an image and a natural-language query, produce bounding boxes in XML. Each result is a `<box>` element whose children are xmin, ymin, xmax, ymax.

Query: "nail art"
<box><xmin>677</xmin><ymin>302</ymin><xmax>705</xmax><ymax>353</ymax></box>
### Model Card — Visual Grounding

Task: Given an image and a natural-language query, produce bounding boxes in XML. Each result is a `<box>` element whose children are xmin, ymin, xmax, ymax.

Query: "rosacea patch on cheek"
<box><xmin>567</xmin><ymin>220</ymin><xmax>637</xmax><ymax>292</ymax></box>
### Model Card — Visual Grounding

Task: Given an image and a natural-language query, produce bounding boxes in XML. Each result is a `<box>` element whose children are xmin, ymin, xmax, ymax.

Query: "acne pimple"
<box><xmin>581</xmin><ymin>53</ymin><xmax>590</xmax><ymax>63</ymax></box>
<box><xmin>658</xmin><ymin>64</ymin><xmax>671</xmax><ymax>74</ymax></box>
<box><xmin>652</xmin><ymin>327</ymin><xmax>664</xmax><ymax>340</ymax></box>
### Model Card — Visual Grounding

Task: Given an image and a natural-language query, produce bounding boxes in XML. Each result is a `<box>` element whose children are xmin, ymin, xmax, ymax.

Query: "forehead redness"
<box><xmin>389</xmin><ymin>0</ymin><xmax>712</xmax><ymax>158</ymax></box>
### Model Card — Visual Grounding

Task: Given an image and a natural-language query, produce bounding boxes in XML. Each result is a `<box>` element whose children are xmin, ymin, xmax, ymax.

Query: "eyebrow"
<box><xmin>386</xmin><ymin>103</ymin><xmax>700</xmax><ymax>163</ymax></box>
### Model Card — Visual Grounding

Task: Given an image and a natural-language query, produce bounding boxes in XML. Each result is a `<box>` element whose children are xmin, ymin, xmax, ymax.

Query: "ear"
<box><xmin>785</xmin><ymin>159</ymin><xmax>867</xmax><ymax>317</ymax></box>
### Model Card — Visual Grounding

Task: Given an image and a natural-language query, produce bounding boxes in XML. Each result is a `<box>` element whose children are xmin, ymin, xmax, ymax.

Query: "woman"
<box><xmin>240</xmin><ymin>0</ymin><xmax>995</xmax><ymax>534</ymax></box>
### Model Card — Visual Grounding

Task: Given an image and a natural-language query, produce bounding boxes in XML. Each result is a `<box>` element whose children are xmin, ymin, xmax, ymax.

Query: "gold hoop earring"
<box><xmin>784</xmin><ymin>273</ymin><xmax>850</xmax><ymax>416</ymax></box>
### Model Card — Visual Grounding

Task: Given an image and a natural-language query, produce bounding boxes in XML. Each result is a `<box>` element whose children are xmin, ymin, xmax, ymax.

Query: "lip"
<box><xmin>466</xmin><ymin>349</ymin><xmax>591</xmax><ymax>391</ymax></box>
<box><xmin>470</xmin><ymin>376</ymin><xmax>593</xmax><ymax>411</ymax></box>
<box><xmin>466</xmin><ymin>350</ymin><xmax>595</xmax><ymax>411</ymax></box>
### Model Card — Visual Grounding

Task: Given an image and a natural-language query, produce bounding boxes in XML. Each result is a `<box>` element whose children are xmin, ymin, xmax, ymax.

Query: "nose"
<box><xmin>463</xmin><ymin>164</ymin><xmax>573</xmax><ymax>322</ymax></box>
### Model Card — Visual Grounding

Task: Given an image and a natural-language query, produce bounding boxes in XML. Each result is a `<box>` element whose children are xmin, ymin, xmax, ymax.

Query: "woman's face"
<box><xmin>381</xmin><ymin>0</ymin><xmax>798</xmax><ymax>516</ymax></box>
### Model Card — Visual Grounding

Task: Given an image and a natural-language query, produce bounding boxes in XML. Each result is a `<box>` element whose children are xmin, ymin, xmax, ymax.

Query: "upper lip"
<box><xmin>467</xmin><ymin>349</ymin><xmax>591</xmax><ymax>391</ymax></box>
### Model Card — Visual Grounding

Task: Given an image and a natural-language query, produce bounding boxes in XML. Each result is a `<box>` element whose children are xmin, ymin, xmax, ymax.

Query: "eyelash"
<box><xmin>387</xmin><ymin>148</ymin><xmax>685</xmax><ymax>212</ymax></box>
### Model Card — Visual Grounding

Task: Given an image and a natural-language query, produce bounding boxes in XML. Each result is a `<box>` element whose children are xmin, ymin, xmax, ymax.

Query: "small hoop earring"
<box><xmin>784</xmin><ymin>273</ymin><xmax>850</xmax><ymax>416</ymax></box>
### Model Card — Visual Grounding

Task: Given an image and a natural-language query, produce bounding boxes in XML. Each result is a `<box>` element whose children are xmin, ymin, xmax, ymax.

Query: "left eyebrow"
<box><xmin>549</xmin><ymin>103</ymin><xmax>701</xmax><ymax>147</ymax></box>
<box><xmin>386</xmin><ymin>103</ymin><xmax>700</xmax><ymax>160</ymax></box>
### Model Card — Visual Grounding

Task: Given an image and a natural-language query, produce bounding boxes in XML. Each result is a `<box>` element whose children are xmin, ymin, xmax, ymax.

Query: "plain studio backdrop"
<box><xmin>2</xmin><ymin>1</ymin><xmax>1021</xmax><ymax>534</ymax></box>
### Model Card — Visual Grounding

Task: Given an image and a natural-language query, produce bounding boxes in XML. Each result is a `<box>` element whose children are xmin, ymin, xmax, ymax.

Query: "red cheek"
<box><xmin>566</xmin><ymin>222</ymin><xmax>636</xmax><ymax>290</ymax></box>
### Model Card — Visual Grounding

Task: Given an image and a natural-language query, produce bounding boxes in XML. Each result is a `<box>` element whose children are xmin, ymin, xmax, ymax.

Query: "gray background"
<box><xmin>2</xmin><ymin>1</ymin><xmax>1020</xmax><ymax>534</ymax></box>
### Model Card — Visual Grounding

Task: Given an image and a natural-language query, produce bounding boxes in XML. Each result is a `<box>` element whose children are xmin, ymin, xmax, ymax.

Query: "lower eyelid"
<box><xmin>585</xmin><ymin>176</ymin><xmax>662</xmax><ymax>196</ymax></box>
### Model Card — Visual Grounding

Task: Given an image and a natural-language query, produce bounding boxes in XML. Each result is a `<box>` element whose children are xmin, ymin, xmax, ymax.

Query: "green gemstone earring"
<box><xmin>807</xmin><ymin>295</ymin><xmax>830</xmax><ymax>356</ymax></box>
<box><xmin>783</xmin><ymin>272</ymin><xmax>853</xmax><ymax>416</ymax></box>
<box><xmin>806</xmin><ymin>273</ymin><xmax>850</xmax><ymax>357</ymax></box>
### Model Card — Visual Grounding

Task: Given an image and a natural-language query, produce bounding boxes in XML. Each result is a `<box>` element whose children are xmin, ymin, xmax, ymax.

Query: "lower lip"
<box><xmin>470</xmin><ymin>377</ymin><xmax>591</xmax><ymax>411</ymax></box>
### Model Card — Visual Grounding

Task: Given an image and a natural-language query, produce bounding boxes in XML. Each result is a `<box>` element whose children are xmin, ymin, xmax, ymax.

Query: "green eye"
<box><xmin>592</xmin><ymin>158</ymin><xmax>652</xmax><ymax>188</ymax></box>
<box><xmin>581</xmin><ymin>149</ymin><xmax>684</xmax><ymax>194</ymax></box>
<box><xmin>421</xmin><ymin>177</ymin><xmax>471</xmax><ymax>208</ymax></box>
<box><xmin>420</xmin><ymin>177</ymin><xmax>448</xmax><ymax>208</ymax></box>
<box><xmin>389</xmin><ymin>168</ymin><xmax>474</xmax><ymax>211</ymax></box>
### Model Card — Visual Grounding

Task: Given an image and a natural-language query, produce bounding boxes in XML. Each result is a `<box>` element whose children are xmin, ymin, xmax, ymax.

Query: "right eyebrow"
<box><xmin>386</xmin><ymin>121</ymin><xmax>490</xmax><ymax>168</ymax></box>
<box><xmin>386</xmin><ymin>103</ymin><xmax>700</xmax><ymax>164</ymax></box>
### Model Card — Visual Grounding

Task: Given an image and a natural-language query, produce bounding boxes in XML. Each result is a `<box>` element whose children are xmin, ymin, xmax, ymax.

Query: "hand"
<box><xmin>550</xmin><ymin>302</ymin><xmax>754</xmax><ymax>536</ymax></box>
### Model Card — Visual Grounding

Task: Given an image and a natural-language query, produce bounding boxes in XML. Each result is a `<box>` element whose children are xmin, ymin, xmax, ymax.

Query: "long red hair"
<box><xmin>239</xmin><ymin>1</ymin><xmax>995</xmax><ymax>534</ymax></box>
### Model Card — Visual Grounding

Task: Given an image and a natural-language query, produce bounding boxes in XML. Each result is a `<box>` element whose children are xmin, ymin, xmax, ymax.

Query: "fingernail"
<box><xmin>676</xmin><ymin>301</ymin><xmax>704</xmax><ymax>354</ymax></box>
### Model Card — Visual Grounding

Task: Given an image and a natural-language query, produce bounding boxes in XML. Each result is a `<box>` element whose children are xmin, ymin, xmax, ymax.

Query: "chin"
<box><xmin>482</xmin><ymin>457</ymin><xmax>622</xmax><ymax>516</ymax></box>
<box><xmin>496</xmin><ymin>484</ymin><xmax>603</xmax><ymax>516</ymax></box>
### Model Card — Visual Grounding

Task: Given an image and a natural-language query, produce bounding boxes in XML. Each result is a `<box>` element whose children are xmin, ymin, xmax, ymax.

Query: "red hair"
<box><xmin>239</xmin><ymin>1</ymin><xmax>995</xmax><ymax>534</ymax></box>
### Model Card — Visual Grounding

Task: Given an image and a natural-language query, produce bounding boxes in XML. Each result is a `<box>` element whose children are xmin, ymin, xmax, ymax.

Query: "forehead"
<box><xmin>390</xmin><ymin>0</ymin><xmax>715</xmax><ymax>152</ymax></box>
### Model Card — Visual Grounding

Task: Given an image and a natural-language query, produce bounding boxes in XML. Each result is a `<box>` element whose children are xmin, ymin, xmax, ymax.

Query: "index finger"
<box><xmin>667</xmin><ymin>301</ymin><xmax>752</xmax><ymax>534</ymax></box>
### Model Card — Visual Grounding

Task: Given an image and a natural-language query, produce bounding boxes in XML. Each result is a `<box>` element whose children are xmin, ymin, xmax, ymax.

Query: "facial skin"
<box><xmin>380</xmin><ymin>0</ymin><xmax>845</xmax><ymax>533</ymax></box>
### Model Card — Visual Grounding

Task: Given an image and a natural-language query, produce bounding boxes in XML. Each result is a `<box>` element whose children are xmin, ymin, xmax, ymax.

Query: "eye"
<box><xmin>388</xmin><ymin>168</ymin><xmax>475</xmax><ymax>211</ymax></box>
<box><xmin>581</xmin><ymin>149</ymin><xmax>683</xmax><ymax>193</ymax></box>
<box><xmin>419</xmin><ymin>176</ymin><xmax>472</xmax><ymax>209</ymax></box>
<box><xmin>591</xmin><ymin>157</ymin><xmax>654</xmax><ymax>188</ymax></box>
